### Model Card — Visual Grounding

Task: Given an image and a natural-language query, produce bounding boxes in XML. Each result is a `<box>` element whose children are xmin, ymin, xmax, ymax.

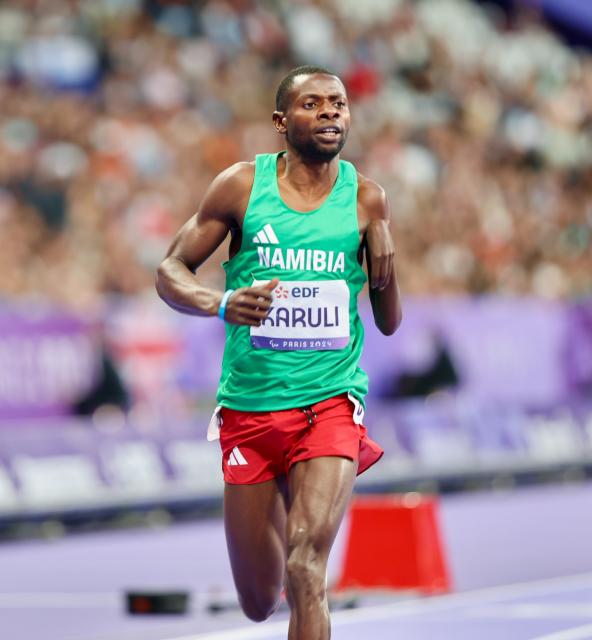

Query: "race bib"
<box><xmin>250</xmin><ymin>280</ymin><xmax>350</xmax><ymax>351</ymax></box>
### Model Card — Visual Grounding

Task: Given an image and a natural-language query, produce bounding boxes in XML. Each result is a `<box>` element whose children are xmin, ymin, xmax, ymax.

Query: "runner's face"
<box><xmin>281</xmin><ymin>75</ymin><xmax>350</xmax><ymax>161</ymax></box>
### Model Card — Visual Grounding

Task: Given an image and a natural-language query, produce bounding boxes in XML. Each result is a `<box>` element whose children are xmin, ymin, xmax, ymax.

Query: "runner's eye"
<box><xmin>303</xmin><ymin>102</ymin><xmax>316</xmax><ymax>109</ymax></box>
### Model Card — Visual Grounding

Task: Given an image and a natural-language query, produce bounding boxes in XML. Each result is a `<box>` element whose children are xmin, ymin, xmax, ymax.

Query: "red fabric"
<box><xmin>344</xmin><ymin>63</ymin><xmax>381</xmax><ymax>99</ymax></box>
<box><xmin>219</xmin><ymin>394</ymin><xmax>383</xmax><ymax>484</ymax></box>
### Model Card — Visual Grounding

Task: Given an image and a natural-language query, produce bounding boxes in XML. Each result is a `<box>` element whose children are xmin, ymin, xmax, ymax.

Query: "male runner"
<box><xmin>156</xmin><ymin>65</ymin><xmax>402</xmax><ymax>639</ymax></box>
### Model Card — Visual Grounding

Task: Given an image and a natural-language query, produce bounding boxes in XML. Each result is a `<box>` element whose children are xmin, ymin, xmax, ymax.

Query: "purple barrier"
<box><xmin>361</xmin><ymin>297</ymin><xmax>570</xmax><ymax>407</ymax></box>
<box><xmin>564</xmin><ymin>303</ymin><xmax>592</xmax><ymax>397</ymax></box>
<box><xmin>0</xmin><ymin>306</ymin><xmax>101</xmax><ymax>419</ymax></box>
<box><xmin>0</xmin><ymin>395</ymin><xmax>591</xmax><ymax>516</ymax></box>
<box><xmin>0</xmin><ymin>297</ymin><xmax>590</xmax><ymax>421</ymax></box>
<box><xmin>361</xmin><ymin>395</ymin><xmax>592</xmax><ymax>480</ymax></box>
<box><xmin>0</xmin><ymin>413</ymin><xmax>224</xmax><ymax>515</ymax></box>
<box><xmin>0</xmin><ymin>296</ymin><xmax>590</xmax><ymax>516</ymax></box>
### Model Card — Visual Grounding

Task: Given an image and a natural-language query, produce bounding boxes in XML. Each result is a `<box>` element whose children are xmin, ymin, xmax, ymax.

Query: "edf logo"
<box><xmin>292</xmin><ymin>286</ymin><xmax>320</xmax><ymax>298</ymax></box>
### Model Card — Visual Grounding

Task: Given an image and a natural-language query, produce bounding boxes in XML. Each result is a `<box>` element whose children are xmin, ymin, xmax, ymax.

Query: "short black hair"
<box><xmin>275</xmin><ymin>65</ymin><xmax>337</xmax><ymax>112</ymax></box>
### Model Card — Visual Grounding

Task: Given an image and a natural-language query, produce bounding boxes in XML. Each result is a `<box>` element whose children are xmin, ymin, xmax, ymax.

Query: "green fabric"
<box><xmin>216</xmin><ymin>152</ymin><xmax>368</xmax><ymax>411</ymax></box>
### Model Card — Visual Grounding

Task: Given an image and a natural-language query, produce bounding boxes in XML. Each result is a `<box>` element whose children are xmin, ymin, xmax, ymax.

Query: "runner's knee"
<box><xmin>285</xmin><ymin>528</ymin><xmax>328</xmax><ymax>597</ymax></box>
<box><xmin>237</xmin><ymin>585</ymin><xmax>281</xmax><ymax>622</ymax></box>
<box><xmin>286</xmin><ymin>552</ymin><xmax>326</xmax><ymax>599</ymax></box>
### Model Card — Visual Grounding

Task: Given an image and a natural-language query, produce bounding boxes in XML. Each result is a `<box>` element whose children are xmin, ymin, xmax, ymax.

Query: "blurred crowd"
<box><xmin>1</xmin><ymin>0</ymin><xmax>591</xmax><ymax>309</ymax></box>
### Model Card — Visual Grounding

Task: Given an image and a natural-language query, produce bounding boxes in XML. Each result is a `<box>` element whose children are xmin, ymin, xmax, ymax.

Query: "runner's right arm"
<box><xmin>155</xmin><ymin>163</ymin><xmax>277</xmax><ymax>326</ymax></box>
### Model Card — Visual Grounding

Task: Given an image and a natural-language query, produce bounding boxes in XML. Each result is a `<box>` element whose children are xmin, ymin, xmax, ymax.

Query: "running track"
<box><xmin>2</xmin><ymin>483</ymin><xmax>592</xmax><ymax>639</ymax></box>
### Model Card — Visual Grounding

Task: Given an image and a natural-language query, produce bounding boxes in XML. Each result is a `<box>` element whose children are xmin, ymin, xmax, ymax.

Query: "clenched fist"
<box><xmin>222</xmin><ymin>279</ymin><xmax>279</xmax><ymax>326</ymax></box>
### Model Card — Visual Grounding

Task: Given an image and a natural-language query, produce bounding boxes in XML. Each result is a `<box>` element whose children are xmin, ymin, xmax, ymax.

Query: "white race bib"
<box><xmin>250</xmin><ymin>280</ymin><xmax>350</xmax><ymax>351</ymax></box>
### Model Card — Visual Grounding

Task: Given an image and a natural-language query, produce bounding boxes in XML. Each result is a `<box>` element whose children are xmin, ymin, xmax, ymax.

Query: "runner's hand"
<box><xmin>222</xmin><ymin>279</ymin><xmax>279</xmax><ymax>326</ymax></box>
<box><xmin>366</xmin><ymin>220</ymin><xmax>394</xmax><ymax>290</ymax></box>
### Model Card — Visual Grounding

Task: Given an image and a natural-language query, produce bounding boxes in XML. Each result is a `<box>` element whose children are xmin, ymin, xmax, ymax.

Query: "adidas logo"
<box><xmin>228</xmin><ymin>447</ymin><xmax>248</xmax><ymax>466</ymax></box>
<box><xmin>252</xmin><ymin>224</ymin><xmax>279</xmax><ymax>245</ymax></box>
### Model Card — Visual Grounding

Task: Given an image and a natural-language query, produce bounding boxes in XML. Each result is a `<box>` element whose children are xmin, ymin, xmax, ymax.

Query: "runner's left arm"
<box><xmin>359</xmin><ymin>179</ymin><xmax>402</xmax><ymax>336</ymax></box>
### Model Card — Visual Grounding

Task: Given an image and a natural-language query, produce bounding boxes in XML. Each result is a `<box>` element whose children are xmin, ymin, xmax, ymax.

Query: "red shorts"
<box><xmin>219</xmin><ymin>394</ymin><xmax>384</xmax><ymax>484</ymax></box>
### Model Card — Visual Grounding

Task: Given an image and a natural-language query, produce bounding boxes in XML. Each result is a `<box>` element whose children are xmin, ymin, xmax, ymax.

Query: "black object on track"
<box><xmin>125</xmin><ymin>590</ymin><xmax>190</xmax><ymax>615</ymax></box>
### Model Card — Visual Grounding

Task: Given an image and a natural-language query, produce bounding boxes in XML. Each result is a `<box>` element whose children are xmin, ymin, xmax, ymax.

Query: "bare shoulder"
<box><xmin>209</xmin><ymin>161</ymin><xmax>255</xmax><ymax>200</ymax></box>
<box><xmin>200</xmin><ymin>161</ymin><xmax>255</xmax><ymax>223</ymax></box>
<box><xmin>356</xmin><ymin>172</ymin><xmax>389</xmax><ymax>223</ymax></box>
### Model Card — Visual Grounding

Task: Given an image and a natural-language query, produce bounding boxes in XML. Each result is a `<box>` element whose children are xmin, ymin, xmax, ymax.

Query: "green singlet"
<box><xmin>216</xmin><ymin>152</ymin><xmax>368</xmax><ymax>412</ymax></box>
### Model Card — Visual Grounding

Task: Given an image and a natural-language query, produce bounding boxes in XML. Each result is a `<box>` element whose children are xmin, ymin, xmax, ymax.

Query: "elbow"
<box><xmin>154</xmin><ymin>261</ymin><xmax>168</xmax><ymax>299</ymax></box>
<box><xmin>379</xmin><ymin>307</ymin><xmax>402</xmax><ymax>336</ymax></box>
<box><xmin>379</xmin><ymin>322</ymin><xmax>396</xmax><ymax>337</ymax></box>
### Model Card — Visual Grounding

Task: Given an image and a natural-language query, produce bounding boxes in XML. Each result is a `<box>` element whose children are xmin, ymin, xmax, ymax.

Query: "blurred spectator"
<box><xmin>0</xmin><ymin>0</ymin><xmax>591</xmax><ymax>310</ymax></box>
<box><xmin>384</xmin><ymin>332</ymin><xmax>461</xmax><ymax>399</ymax></box>
<box><xmin>72</xmin><ymin>346</ymin><xmax>130</xmax><ymax>417</ymax></box>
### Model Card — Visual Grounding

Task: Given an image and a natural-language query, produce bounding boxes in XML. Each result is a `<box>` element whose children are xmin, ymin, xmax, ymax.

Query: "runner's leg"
<box><xmin>285</xmin><ymin>456</ymin><xmax>357</xmax><ymax>640</ymax></box>
<box><xmin>224</xmin><ymin>477</ymin><xmax>289</xmax><ymax>621</ymax></box>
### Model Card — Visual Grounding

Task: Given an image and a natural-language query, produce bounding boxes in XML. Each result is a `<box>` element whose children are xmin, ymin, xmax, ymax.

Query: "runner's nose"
<box><xmin>319</xmin><ymin>102</ymin><xmax>340</xmax><ymax>120</ymax></box>
<box><xmin>319</xmin><ymin>109</ymin><xmax>339</xmax><ymax>120</ymax></box>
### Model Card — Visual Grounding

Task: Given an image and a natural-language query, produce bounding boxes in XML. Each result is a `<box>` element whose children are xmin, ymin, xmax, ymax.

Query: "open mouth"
<box><xmin>315</xmin><ymin>126</ymin><xmax>341</xmax><ymax>141</ymax></box>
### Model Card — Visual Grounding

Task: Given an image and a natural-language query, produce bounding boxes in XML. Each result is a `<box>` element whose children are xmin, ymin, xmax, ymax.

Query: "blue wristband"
<box><xmin>217</xmin><ymin>289</ymin><xmax>235</xmax><ymax>320</ymax></box>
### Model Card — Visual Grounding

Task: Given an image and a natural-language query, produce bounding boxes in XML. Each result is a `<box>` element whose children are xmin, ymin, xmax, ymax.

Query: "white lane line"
<box><xmin>0</xmin><ymin>593</ymin><xmax>118</xmax><ymax>608</ymax></box>
<box><xmin>0</xmin><ymin>591</ymin><xmax>239</xmax><ymax>608</ymax></box>
<box><xmin>168</xmin><ymin>625</ymin><xmax>287</xmax><ymax>640</ymax></box>
<box><xmin>163</xmin><ymin>572</ymin><xmax>592</xmax><ymax>640</ymax></box>
<box><xmin>531</xmin><ymin>623</ymin><xmax>592</xmax><ymax>640</ymax></box>
<box><xmin>465</xmin><ymin>604</ymin><xmax>592</xmax><ymax>620</ymax></box>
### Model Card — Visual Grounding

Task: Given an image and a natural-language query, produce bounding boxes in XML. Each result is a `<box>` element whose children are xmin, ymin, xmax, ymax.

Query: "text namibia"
<box><xmin>257</xmin><ymin>247</ymin><xmax>345</xmax><ymax>273</ymax></box>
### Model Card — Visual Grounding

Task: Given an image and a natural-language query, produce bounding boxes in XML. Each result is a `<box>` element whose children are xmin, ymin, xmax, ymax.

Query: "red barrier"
<box><xmin>335</xmin><ymin>494</ymin><xmax>451</xmax><ymax>594</ymax></box>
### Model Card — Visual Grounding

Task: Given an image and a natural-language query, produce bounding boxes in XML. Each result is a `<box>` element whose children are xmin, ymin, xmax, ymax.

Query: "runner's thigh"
<box><xmin>287</xmin><ymin>456</ymin><xmax>357</xmax><ymax>559</ymax></box>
